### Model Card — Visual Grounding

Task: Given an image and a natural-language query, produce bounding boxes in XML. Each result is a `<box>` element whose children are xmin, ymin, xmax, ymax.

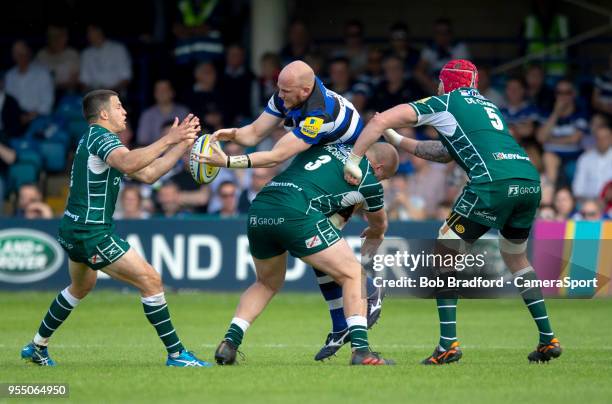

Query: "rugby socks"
<box><xmin>141</xmin><ymin>292</ymin><xmax>185</xmax><ymax>356</ymax></box>
<box><xmin>436</xmin><ymin>298</ymin><xmax>458</xmax><ymax>350</ymax></box>
<box><xmin>347</xmin><ymin>315</ymin><xmax>369</xmax><ymax>352</ymax></box>
<box><xmin>224</xmin><ymin>317</ymin><xmax>250</xmax><ymax>347</ymax></box>
<box><xmin>33</xmin><ymin>287</ymin><xmax>80</xmax><ymax>346</ymax></box>
<box><xmin>513</xmin><ymin>266</ymin><xmax>554</xmax><ymax>344</ymax></box>
<box><xmin>313</xmin><ymin>268</ymin><xmax>348</xmax><ymax>333</ymax></box>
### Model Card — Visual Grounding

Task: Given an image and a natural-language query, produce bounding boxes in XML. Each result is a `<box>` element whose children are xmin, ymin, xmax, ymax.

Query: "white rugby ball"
<box><xmin>190</xmin><ymin>134</ymin><xmax>221</xmax><ymax>184</ymax></box>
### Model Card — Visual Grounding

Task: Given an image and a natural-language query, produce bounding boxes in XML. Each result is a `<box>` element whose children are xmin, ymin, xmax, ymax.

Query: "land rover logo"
<box><xmin>0</xmin><ymin>229</ymin><xmax>64</xmax><ymax>283</ymax></box>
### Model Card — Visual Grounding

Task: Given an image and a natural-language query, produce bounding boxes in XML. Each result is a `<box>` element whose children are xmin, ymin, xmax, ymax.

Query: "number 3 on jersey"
<box><xmin>484</xmin><ymin>107</ymin><xmax>504</xmax><ymax>130</ymax></box>
<box><xmin>304</xmin><ymin>155</ymin><xmax>332</xmax><ymax>171</ymax></box>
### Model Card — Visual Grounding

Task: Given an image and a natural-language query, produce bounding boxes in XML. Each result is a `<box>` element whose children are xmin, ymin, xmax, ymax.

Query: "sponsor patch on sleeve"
<box><xmin>300</xmin><ymin>116</ymin><xmax>324</xmax><ymax>138</ymax></box>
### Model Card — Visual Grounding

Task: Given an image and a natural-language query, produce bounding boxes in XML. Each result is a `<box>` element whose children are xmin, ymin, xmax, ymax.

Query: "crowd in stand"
<box><xmin>1</xmin><ymin>14</ymin><xmax>610</xmax><ymax>222</ymax></box>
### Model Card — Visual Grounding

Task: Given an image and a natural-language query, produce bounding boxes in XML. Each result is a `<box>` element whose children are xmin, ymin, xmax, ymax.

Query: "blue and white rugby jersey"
<box><xmin>264</xmin><ymin>76</ymin><xmax>364</xmax><ymax>145</ymax></box>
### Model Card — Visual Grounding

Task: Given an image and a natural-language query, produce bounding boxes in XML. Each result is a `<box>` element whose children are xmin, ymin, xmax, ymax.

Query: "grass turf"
<box><xmin>0</xmin><ymin>291</ymin><xmax>611</xmax><ymax>403</ymax></box>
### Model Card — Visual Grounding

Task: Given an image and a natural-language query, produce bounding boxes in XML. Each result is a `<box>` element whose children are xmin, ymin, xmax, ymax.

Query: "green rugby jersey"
<box><xmin>62</xmin><ymin>124</ymin><xmax>125</xmax><ymax>226</ymax></box>
<box><xmin>254</xmin><ymin>144</ymin><xmax>384</xmax><ymax>215</ymax></box>
<box><xmin>409</xmin><ymin>88</ymin><xmax>539</xmax><ymax>184</ymax></box>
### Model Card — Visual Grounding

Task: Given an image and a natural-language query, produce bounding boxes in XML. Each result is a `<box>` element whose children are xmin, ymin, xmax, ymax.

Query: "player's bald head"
<box><xmin>365</xmin><ymin>142</ymin><xmax>399</xmax><ymax>180</ymax></box>
<box><xmin>278</xmin><ymin>61</ymin><xmax>315</xmax><ymax>88</ymax></box>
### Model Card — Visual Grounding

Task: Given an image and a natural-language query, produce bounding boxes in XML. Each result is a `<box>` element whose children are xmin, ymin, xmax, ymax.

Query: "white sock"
<box><xmin>33</xmin><ymin>333</ymin><xmax>49</xmax><ymax>347</ymax></box>
<box><xmin>60</xmin><ymin>287</ymin><xmax>81</xmax><ymax>307</ymax></box>
<box><xmin>141</xmin><ymin>292</ymin><xmax>166</xmax><ymax>306</ymax></box>
<box><xmin>231</xmin><ymin>317</ymin><xmax>250</xmax><ymax>332</ymax></box>
<box><xmin>346</xmin><ymin>315</ymin><xmax>367</xmax><ymax>329</ymax></box>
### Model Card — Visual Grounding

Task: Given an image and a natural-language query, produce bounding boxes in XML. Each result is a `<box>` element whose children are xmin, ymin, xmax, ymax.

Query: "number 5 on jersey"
<box><xmin>484</xmin><ymin>107</ymin><xmax>504</xmax><ymax>130</ymax></box>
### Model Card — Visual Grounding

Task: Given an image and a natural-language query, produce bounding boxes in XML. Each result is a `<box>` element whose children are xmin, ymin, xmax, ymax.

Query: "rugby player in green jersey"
<box><xmin>344</xmin><ymin>60</ymin><xmax>562</xmax><ymax>364</ymax></box>
<box><xmin>208</xmin><ymin>142</ymin><xmax>399</xmax><ymax>365</ymax></box>
<box><xmin>21</xmin><ymin>89</ymin><xmax>212</xmax><ymax>367</ymax></box>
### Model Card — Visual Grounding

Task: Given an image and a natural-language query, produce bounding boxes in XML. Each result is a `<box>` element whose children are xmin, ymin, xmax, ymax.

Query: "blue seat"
<box><xmin>40</xmin><ymin>141</ymin><xmax>67</xmax><ymax>172</ymax></box>
<box><xmin>8</xmin><ymin>163</ymin><xmax>39</xmax><ymax>193</ymax></box>
<box><xmin>16</xmin><ymin>149</ymin><xmax>42</xmax><ymax>171</ymax></box>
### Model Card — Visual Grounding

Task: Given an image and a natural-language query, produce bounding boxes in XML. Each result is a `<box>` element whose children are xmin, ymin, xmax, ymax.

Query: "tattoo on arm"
<box><xmin>414</xmin><ymin>141</ymin><xmax>453</xmax><ymax>163</ymax></box>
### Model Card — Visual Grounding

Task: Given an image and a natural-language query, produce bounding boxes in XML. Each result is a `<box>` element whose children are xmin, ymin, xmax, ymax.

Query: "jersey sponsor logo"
<box><xmin>300</xmin><ymin>117</ymin><xmax>324</xmax><ymax>138</ymax></box>
<box><xmin>508</xmin><ymin>184</ymin><xmax>540</xmax><ymax>197</ymax></box>
<box><xmin>492</xmin><ymin>152</ymin><xmax>530</xmax><ymax>161</ymax></box>
<box><xmin>0</xmin><ymin>229</ymin><xmax>64</xmax><ymax>284</ymax></box>
<box><xmin>305</xmin><ymin>235</ymin><xmax>322</xmax><ymax>248</ymax></box>
<box><xmin>266</xmin><ymin>181</ymin><xmax>303</xmax><ymax>191</ymax></box>
<box><xmin>454</xmin><ymin>224</ymin><xmax>465</xmax><ymax>234</ymax></box>
<box><xmin>249</xmin><ymin>216</ymin><xmax>285</xmax><ymax>226</ymax></box>
<box><xmin>64</xmin><ymin>210</ymin><xmax>80</xmax><ymax>222</ymax></box>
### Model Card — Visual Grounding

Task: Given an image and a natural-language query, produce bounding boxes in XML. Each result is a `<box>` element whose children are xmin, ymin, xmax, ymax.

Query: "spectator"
<box><xmin>478</xmin><ymin>66</ymin><xmax>505</xmax><ymax>107</ymax></box>
<box><xmin>369</xmin><ymin>55</ymin><xmax>423</xmax><ymax>112</ymax></box>
<box><xmin>280</xmin><ymin>20</ymin><xmax>315</xmax><ymax>65</ymax></box>
<box><xmin>327</xmin><ymin>57</ymin><xmax>357</xmax><ymax>100</ymax></box>
<box><xmin>591</xmin><ymin>53</ymin><xmax>612</xmax><ymax>116</ymax></box>
<box><xmin>24</xmin><ymin>201</ymin><xmax>54</xmax><ymax>219</ymax></box>
<box><xmin>211</xmin><ymin>181</ymin><xmax>239</xmax><ymax>218</ymax></box>
<box><xmin>304</xmin><ymin>52</ymin><xmax>327</xmax><ymax>80</ymax></box>
<box><xmin>172</xmin><ymin>0</ymin><xmax>224</xmax><ymax>66</ymax></box>
<box><xmin>253</xmin><ymin>52</ymin><xmax>280</xmax><ymax>114</ymax></box>
<box><xmin>5</xmin><ymin>40</ymin><xmax>54</xmax><ymax>121</ymax></box>
<box><xmin>168</xmin><ymin>153</ymin><xmax>211</xmax><ymax>214</ymax></box>
<box><xmin>332</xmin><ymin>20</ymin><xmax>368</xmax><ymax>75</ymax></box>
<box><xmin>525</xmin><ymin>64</ymin><xmax>554</xmax><ymax>113</ymax></box>
<box><xmin>414</xmin><ymin>18</ymin><xmax>470</xmax><ymax>94</ymax></box>
<box><xmin>80</xmin><ymin>24</ymin><xmax>132</xmax><ymax>92</ymax></box>
<box><xmin>572</xmin><ymin>126</ymin><xmax>612</xmax><ymax>200</ymax></box>
<box><xmin>115</xmin><ymin>185</ymin><xmax>149</xmax><ymax>219</ymax></box>
<box><xmin>600</xmin><ymin>181</ymin><xmax>612</xmax><ymax>219</ymax></box>
<box><xmin>155</xmin><ymin>181</ymin><xmax>189</xmax><ymax>218</ymax></box>
<box><xmin>220</xmin><ymin>44</ymin><xmax>254</xmax><ymax>125</ymax></box>
<box><xmin>15</xmin><ymin>183</ymin><xmax>49</xmax><ymax>218</ymax></box>
<box><xmin>0</xmin><ymin>140</ymin><xmax>16</xmax><ymax>208</ymax></box>
<box><xmin>538</xmin><ymin>204</ymin><xmax>557</xmax><ymax>220</ymax></box>
<box><xmin>137</xmin><ymin>79</ymin><xmax>189</xmax><ymax>146</ymax></box>
<box><xmin>575</xmin><ymin>199</ymin><xmax>603</xmax><ymax>221</ymax></box>
<box><xmin>553</xmin><ymin>186</ymin><xmax>575</xmax><ymax>220</ymax></box>
<box><xmin>237</xmin><ymin>168</ymin><xmax>275</xmax><ymax>213</ymax></box>
<box><xmin>185</xmin><ymin>62</ymin><xmax>223</xmax><ymax>131</ymax></box>
<box><xmin>384</xmin><ymin>22</ymin><xmax>420</xmax><ymax>77</ymax></box>
<box><xmin>384</xmin><ymin>174</ymin><xmax>426</xmax><ymax>220</ymax></box>
<box><xmin>536</xmin><ymin>79</ymin><xmax>587</xmax><ymax>186</ymax></box>
<box><xmin>501</xmin><ymin>77</ymin><xmax>539</xmax><ymax>143</ymax></box>
<box><xmin>0</xmin><ymin>76</ymin><xmax>25</xmax><ymax>138</ymax></box>
<box><xmin>357</xmin><ymin>48</ymin><xmax>385</xmax><ymax>92</ymax></box>
<box><xmin>406</xmin><ymin>155</ymin><xmax>446</xmax><ymax>218</ymax></box>
<box><xmin>36</xmin><ymin>25</ymin><xmax>80</xmax><ymax>93</ymax></box>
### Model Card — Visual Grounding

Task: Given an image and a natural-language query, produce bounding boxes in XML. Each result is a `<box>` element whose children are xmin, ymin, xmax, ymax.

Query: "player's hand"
<box><xmin>344</xmin><ymin>152</ymin><xmax>363</xmax><ymax>185</ymax></box>
<box><xmin>166</xmin><ymin>114</ymin><xmax>201</xmax><ymax>145</ymax></box>
<box><xmin>360</xmin><ymin>227</ymin><xmax>384</xmax><ymax>258</ymax></box>
<box><xmin>192</xmin><ymin>142</ymin><xmax>227</xmax><ymax>167</ymax></box>
<box><xmin>211</xmin><ymin>128</ymin><xmax>237</xmax><ymax>143</ymax></box>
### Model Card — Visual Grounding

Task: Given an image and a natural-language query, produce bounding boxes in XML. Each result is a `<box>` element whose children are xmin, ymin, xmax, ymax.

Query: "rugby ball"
<box><xmin>190</xmin><ymin>134</ymin><xmax>221</xmax><ymax>184</ymax></box>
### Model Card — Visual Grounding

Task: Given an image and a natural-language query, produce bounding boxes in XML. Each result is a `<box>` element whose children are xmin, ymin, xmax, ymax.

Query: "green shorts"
<box><xmin>452</xmin><ymin>178</ymin><xmax>541</xmax><ymax>231</ymax></box>
<box><xmin>57</xmin><ymin>223</ymin><xmax>130</xmax><ymax>270</ymax></box>
<box><xmin>247</xmin><ymin>202</ymin><xmax>341</xmax><ymax>259</ymax></box>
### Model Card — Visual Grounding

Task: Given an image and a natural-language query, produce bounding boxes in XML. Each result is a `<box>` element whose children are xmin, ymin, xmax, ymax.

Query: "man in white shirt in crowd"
<box><xmin>36</xmin><ymin>25</ymin><xmax>80</xmax><ymax>93</ymax></box>
<box><xmin>80</xmin><ymin>24</ymin><xmax>132</xmax><ymax>93</ymax></box>
<box><xmin>5</xmin><ymin>40</ymin><xmax>54</xmax><ymax>123</ymax></box>
<box><xmin>572</xmin><ymin>125</ymin><xmax>612</xmax><ymax>200</ymax></box>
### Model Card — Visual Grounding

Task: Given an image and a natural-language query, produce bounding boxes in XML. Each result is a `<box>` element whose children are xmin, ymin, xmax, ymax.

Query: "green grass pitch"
<box><xmin>1</xmin><ymin>291</ymin><xmax>611</xmax><ymax>403</ymax></box>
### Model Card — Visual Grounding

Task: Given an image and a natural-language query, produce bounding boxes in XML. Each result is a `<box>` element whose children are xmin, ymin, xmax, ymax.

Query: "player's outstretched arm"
<box><xmin>210</xmin><ymin>113</ymin><xmax>282</xmax><ymax>147</ymax></box>
<box><xmin>196</xmin><ymin>131</ymin><xmax>310</xmax><ymax>169</ymax></box>
<box><xmin>384</xmin><ymin>129</ymin><xmax>452</xmax><ymax>163</ymax></box>
<box><xmin>345</xmin><ymin>104</ymin><xmax>418</xmax><ymax>185</ymax></box>
<box><xmin>129</xmin><ymin>139</ymin><xmax>194</xmax><ymax>184</ymax></box>
<box><xmin>107</xmin><ymin>114</ymin><xmax>200</xmax><ymax>174</ymax></box>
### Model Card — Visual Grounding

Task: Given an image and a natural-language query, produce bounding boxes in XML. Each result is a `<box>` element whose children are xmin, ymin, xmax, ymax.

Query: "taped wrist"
<box><xmin>227</xmin><ymin>155</ymin><xmax>252</xmax><ymax>169</ymax></box>
<box><xmin>384</xmin><ymin>129</ymin><xmax>404</xmax><ymax>147</ymax></box>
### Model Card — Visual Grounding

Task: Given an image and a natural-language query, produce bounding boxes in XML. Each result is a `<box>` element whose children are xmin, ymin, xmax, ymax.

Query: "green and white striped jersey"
<box><xmin>408</xmin><ymin>88</ymin><xmax>540</xmax><ymax>184</ymax></box>
<box><xmin>254</xmin><ymin>144</ymin><xmax>384</xmax><ymax>215</ymax></box>
<box><xmin>62</xmin><ymin>124</ymin><xmax>125</xmax><ymax>226</ymax></box>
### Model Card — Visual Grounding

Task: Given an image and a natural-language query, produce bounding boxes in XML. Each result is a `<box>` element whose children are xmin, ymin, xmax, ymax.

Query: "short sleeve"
<box><xmin>264</xmin><ymin>92</ymin><xmax>285</xmax><ymax>118</ymax></box>
<box><xmin>89</xmin><ymin>131</ymin><xmax>125</xmax><ymax>162</ymax></box>
<box><xmin>292</xmin><ymin>115</ymin><xmax>330</xmax><ymax>145</ymax></box>
<box><xmin>408</xmin><ymin>95</ymin><xmax>457</xmax><ymax>137</ymax></box>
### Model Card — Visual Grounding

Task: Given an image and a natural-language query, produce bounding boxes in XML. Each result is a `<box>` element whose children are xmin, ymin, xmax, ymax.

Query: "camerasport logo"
<box><xmin>0</xmin><ymin>229</ymin><xmax>64</xmax><ymax>283</ymax></box>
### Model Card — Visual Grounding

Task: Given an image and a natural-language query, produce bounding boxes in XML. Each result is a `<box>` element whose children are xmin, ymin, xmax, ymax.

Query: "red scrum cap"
<box><xmin>439</xmin><ymin>59</ymin><xmax>479</xmax><ymax>93</ymax></box>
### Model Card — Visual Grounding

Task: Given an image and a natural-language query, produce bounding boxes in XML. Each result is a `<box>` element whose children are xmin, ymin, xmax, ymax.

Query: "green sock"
<box><xmin>34</xmin><ymin>288</ymin><xmax>80</xmax><ymax>345</ymax></box>
<box><xmin>141</xmin><ymin>293</ymin><xmax>184</xmax><ymax>354</ymax></box>
<box><xmin>347</xmin><ymin>315</ymin><xmax>369</xmax><ymax>352</ymax></box>
<box><xmin>514</xmin><ymin>267</ymin><xmax>554</xmax><ymax>344</ymax></box>
<box><xmin>224</xmin><ymin>317</ymin><xmax>250</xmax><ymax>347</ymax></box>
<box><xmin>436</xmin><ymin>298</ymin><xmax>458</xmax><ymax>350</ymax></box>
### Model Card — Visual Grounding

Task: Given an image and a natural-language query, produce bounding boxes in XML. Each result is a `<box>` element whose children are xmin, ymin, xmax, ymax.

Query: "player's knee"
<box><xmin>70</xmin><ymin>281</ymin><xmax>95</xmax><ymax>299</ymax></box>
<box><xmin>257</xmin><ymin>275</ymin><xmax>283</xmax><ymax>294</ymax></box>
